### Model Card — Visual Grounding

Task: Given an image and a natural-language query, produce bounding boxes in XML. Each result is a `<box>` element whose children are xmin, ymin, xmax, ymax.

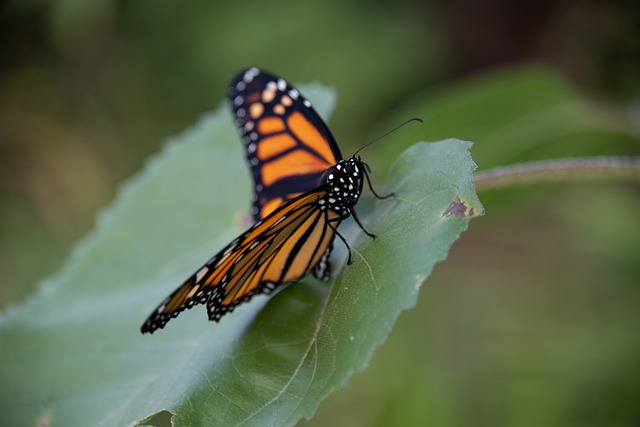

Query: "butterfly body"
<box><xmin>141</xmin><ymin>68</ymin><xmax>382</xmax><ymax>334</ymax></box>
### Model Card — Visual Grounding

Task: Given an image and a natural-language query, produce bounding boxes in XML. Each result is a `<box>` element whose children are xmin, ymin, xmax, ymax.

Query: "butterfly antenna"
<box><xmin>353</xmin><ymin>117</ymin><xmax>423</xmax><ymax>157</ymax></box>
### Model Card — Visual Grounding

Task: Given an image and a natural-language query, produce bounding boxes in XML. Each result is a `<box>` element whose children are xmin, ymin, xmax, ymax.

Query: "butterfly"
<box><xmin>141</xmin><ymin>67</ymin><xmax>391</xmax><ymax>334</ymax></box>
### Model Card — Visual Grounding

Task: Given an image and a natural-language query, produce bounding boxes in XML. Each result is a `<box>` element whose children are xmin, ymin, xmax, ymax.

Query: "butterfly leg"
<box><xmin>370</xmin><ymin>186</ymin><xmax>394</xmax><ymax>200</ymax></box>
<box><xmin>328</xmin><ymin>221</ymin><xmax>353</xmax><ymax>264</ymax></box>
<box><xmin>362</xmin><ymin>163</ymin><xmax>394</xmax><ymax>200</ymax></box>
<box><xmin>349</xmin><ymin>208</ymin><xmax>376</xmax><ymax>239</ymax></box>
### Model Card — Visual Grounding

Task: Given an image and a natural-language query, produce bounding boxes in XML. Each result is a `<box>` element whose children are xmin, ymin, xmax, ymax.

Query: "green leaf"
<box><xmin>0</xmin><ymin>84</ymin><xmax>481</xmax><ymax>427</ymax></box>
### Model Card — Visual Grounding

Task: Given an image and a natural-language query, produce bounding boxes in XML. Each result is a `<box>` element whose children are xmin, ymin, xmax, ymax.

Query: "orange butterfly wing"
<box><xmin>229</xmin><ymin>68</ymin><xmax>343</xmax><ymax>221</ymax></box>
<box><xmin>141</xmin><ymin>190</ymin><xmax>341</xmax><ymax>333</ymax></box>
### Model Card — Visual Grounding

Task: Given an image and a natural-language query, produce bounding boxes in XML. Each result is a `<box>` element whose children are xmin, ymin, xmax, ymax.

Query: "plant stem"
<box><xmin>473</xmin><ymin>156</ymin><xmax>640</xmax><ymax>191</ymax></box>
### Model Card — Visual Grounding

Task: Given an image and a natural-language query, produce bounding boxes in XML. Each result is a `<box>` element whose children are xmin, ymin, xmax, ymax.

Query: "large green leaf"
<box><xmin>0</xmin><ymin>85</ymin><xmax>481</xmax><ymax>427</ymax></box>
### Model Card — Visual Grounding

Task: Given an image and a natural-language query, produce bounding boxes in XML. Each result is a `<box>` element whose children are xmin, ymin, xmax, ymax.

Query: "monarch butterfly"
<box><xmin>141</xmin><ymin>68</ymin><xmax>392</xmax><ymax>334</ymax></box>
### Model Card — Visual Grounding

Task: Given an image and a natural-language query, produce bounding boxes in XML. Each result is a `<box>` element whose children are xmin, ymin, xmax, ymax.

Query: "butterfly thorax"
<box><xmin>319</xmin><ymin>158</ymin><xmax>365</xmax><ymax>216</ymax></box>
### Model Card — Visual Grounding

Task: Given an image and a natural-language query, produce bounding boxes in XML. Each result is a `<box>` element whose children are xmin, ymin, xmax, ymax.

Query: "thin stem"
<box><xmin>473</xmin><ymin>156</ymin><xmax>640</xmax><ymax>191</ymax></box>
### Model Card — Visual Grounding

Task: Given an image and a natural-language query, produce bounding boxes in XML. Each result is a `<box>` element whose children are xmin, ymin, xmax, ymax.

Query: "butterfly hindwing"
<box><xmin>228</xmin><ymin>68</ymin><xmax>343</xmax><ymax>221</ymax></box>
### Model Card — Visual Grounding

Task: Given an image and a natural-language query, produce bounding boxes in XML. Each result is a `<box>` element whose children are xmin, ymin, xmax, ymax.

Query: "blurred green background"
<box><xmin>1</xmin><ymin>0</ymin><xmax>639</xmax><ymax>425</ymax></box>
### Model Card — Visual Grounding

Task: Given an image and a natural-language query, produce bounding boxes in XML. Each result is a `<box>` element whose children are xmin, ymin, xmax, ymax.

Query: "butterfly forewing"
<box><xmin>229</xmin><ymin>68</ymin><xmax>343</xmax><ymax>221</ymax></box>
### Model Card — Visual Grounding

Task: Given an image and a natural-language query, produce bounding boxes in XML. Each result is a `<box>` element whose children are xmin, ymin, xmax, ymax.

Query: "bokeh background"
<box><xmin>1</xmin><ymin>0</ymin><xmax>639</xmax><ymax>425</ymax></box>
